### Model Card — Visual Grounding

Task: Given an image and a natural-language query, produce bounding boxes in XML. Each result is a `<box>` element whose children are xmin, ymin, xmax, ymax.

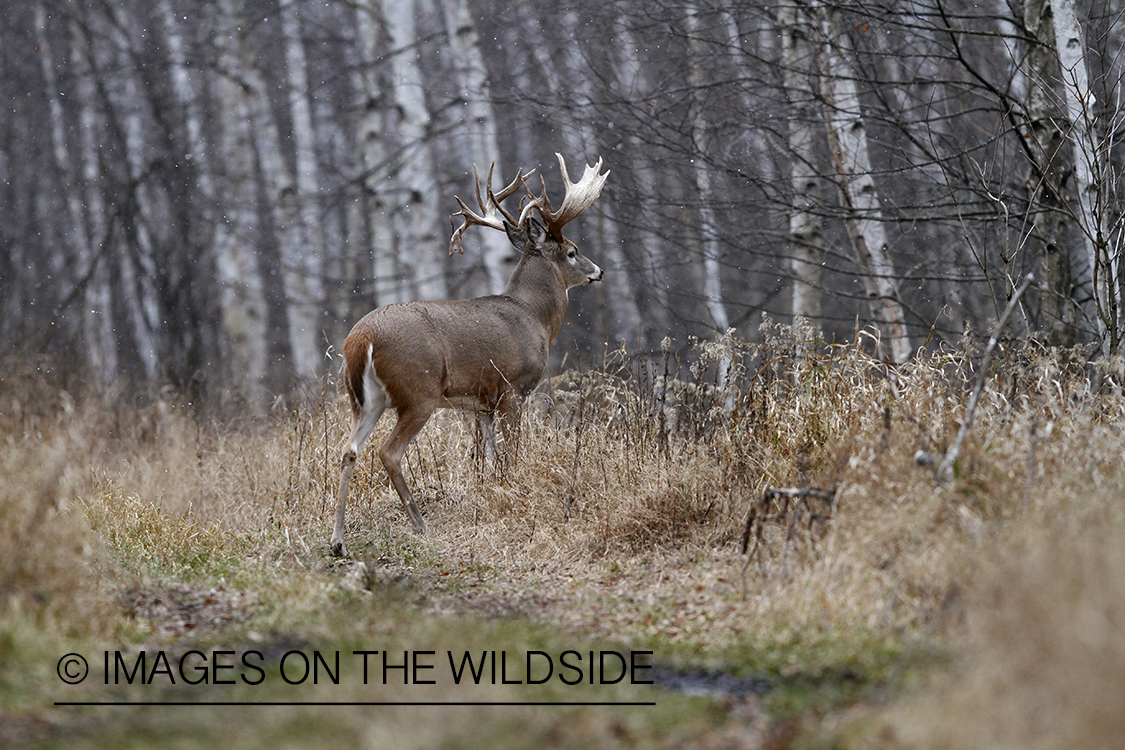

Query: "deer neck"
<box><xmin>503</xmin><ymin>255</ymin><xmax>569</xmax><ymax>344</ymax></box>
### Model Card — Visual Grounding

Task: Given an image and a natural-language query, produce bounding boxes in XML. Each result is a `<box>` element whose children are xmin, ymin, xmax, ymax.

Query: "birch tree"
<box><xmin>685</xmin><ymin>4</ymin><xmax>732</xmax><ymax>337</ymax></box>
<box><xmin>38</xmin><ymin>9</ymin><xmax>118</xmax><ymax>385</ymax></box>
<box><xmin>778</xmin><ymin>0</ymin><xmax>825</xmax><ymax>326</ymax></box>
<box><xmin>381</xmin><ymin>0</ymin><xmax>447</xmax><ymax>302</ymax></box>
<box><xmin>611</xmin><ymin>13</ymin><xmax>672</xmax><ymax>338</ymax></box>
<box><xmin>1050</xmin><ymin>0</ymin><xmax>1121</xmax><ymax>353</ymax></box>
<box><xmin>815</xmin><ymin>3</ymin><xmax>912</xmax><ymax>363</ymax></box>
<box><xmin>1023</xmin><ymin>0</ymin><xmax>1076</xmax><ymax>346</ymax></box>
<box><xmin>557</xmin><ymin>10</ymin><xmax>643</xmax><ymax>346</ymax></box>
<box><xmin>353</xmin><ymin>0</ymin><xmax>398</xmax><ymax>307</ymax></box>
<box><xmin>162</xmin><ymin>0</ymin><xmax>268</xmax><ymax>398</ymax></box>
<box><xmin>280</xmin><ymin>0</ymin><xmax>328</xmax><ymax>358</ymax></box>
<box><xmin>104</xmin><ymin>7</ymin><xmax>159</xmax><ymax>384</ymax></box>
<box><xmin>34</xmin><ymin>3</ymin><xmax>101</xmax><ymax>366</ymax></box>
<box><xmin>440</xmin><ymin>0</ymin><xmax>512</xmax><ymax>296</ymax></box>
<box><xmin>217</xmin><ymin>0</ymin><xmax>313</xmax><ymax>383</ymax></box>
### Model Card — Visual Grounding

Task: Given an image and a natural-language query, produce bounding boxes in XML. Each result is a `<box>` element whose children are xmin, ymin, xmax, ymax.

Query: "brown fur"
<box><xmin>330</xmin><ymin>217</ymin><xmax>601</xmax><ymax>556</ymax></box>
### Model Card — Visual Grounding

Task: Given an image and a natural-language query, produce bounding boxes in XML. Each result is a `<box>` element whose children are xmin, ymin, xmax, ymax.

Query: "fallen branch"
<box><xmin>740</xmin><ymin>486</ymin><xmax>837</xmax><ymax>558</ymax></box>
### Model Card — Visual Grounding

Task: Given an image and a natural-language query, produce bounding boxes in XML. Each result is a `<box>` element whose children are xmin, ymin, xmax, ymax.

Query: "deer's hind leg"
<box><xmin>331</xmin><ymin>369</ymin><xmax>388</xmax><ymax>557</ymax></box>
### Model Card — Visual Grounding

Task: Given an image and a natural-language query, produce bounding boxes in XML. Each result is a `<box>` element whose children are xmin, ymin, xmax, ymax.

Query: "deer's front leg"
<box><xmin>477</xmin><ymin>411</ymin><xmax>498</xmax><ymax>468</ymax></box>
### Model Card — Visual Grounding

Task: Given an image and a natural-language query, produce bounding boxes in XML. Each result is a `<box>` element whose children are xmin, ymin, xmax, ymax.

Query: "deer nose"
<box><xmin>588</xmin><ymin>265</ymin><xmax>604</xmax><ymax>283</ymax></box>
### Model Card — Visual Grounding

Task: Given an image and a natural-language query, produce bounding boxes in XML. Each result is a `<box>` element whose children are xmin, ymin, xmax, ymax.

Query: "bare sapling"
<box><xmin>937</xmin><ymin>273</ymin><xmax>1035</xmax><ymax>484</ymax></box>
<box><xmin>330</xmin><ymin>154</ymin><xmax>609</xmax><ymax>556</ymax></box>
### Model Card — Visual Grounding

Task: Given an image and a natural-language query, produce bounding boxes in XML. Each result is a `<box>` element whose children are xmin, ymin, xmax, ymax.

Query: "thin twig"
<box><xmin>938</xmin><ymin>273</ymin><xmax>1035</xmax><ymax>484</ymax></box>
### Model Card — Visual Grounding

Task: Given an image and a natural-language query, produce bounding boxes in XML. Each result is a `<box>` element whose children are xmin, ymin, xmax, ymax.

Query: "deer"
<box><xmin>330</xmin><ymin>154</ymin><xmax>609</xmax><ymax>556</ymax></box>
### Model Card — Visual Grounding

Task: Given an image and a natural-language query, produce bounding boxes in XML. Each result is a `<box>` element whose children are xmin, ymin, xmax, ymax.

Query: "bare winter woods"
<box><xmin>2</xmin><ymin>0</ymin><xmax>1124</xmax><ymax>406</ymax></box>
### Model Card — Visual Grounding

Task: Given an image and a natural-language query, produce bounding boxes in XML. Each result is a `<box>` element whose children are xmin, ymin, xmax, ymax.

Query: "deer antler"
<box><xmin>449</xmin><ymin>163</ymin><xmax>534</xmax><ymax>256</ymax></box>
<box><xmin>522</xmin><ymin>153</ymin><xmax>610</xmax><ymax>239</ymax></box>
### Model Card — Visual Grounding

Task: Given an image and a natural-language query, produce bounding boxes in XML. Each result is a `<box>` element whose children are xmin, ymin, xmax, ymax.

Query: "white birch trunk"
<box><xmin>163</xmin><ymin>0</ymin><xmax>267</xmax><ymax>396</ymax></box>
<box><xmin>612</xmin><ymin>14</ymin><xmax>672</xmax><ymax>336</ymax></box>
<box><xmin>106</xmin><ymin>22</ymin><xmax>159</xmax><ymax>383</ymax></box>
<box><xmin>34</xmin><ymin>3</ymin><xmax>101</xmax><ymax>364</ymax></box>
<box><xmin>440</xmin><ymin>0</ymin><xmax>512</xmax><ymax>296</ymax></box>
<box><xmin>220</xmin><ymin>0</ymin><xmax>319</xmax><ymax>379</ymax></box>
<box><xmin>353</xmin><ymin>0</ymin><xmax>398</xmax><ymax>306</ymax></box>
<box><xmin>1023</xmin><ymin>0</ymin><xmax>1076</xmax><ymax>346</ymax></box>
<box><xmin>555</xmin><ymin>11</ymin><xmax>643</xmax><ymax>346</ymax></box>
<box><xmin>1050</xmin><ymin>0</ymin><xmax>1120</xmax><ymax>353</ymax></box>
<box><xmin>70</xmin><ymin>18</ymin><xmax>117</xmax><ymax>384</ymax></box>
<box><xmin>779</xmin><ymin>0</ymin><xmax>825</xmax><ymax>326</ymax></box>
<box><xmin>40</xmin><ymin>7</ymin><xmax>116</xmax><ymax>382</ymax></box>
<box><xmin>381</xmin><ymin>0</ymin><xmax>447</xmax><ymax>302</ymax></box>
<box><xmin>816</xmin><ymin>4</ymin><xmax>912</xmax><ymax>363</ymax></box>
<box><xmin>280</xmin><ymin>0</ymin><xmax>328</xmax><ymax>326</ymax></box>
<box><xmin>720</xmin><ymin>8</ymin><xmax>777</xmax><ymax>184</ymax></box>
<box><xmin>685</xmin><ymin>5</ymin><xmax>731</xmax><ymax>338</ymax></box>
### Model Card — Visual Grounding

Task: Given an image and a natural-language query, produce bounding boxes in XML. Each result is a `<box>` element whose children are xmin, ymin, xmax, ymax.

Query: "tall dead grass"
<box><xmin>880</xmin><ymin>521</ymin><xmax>1125</xmax><ymax>750</ymax></box>
<box><xmin>3</xmin><ymin>324</ymin><xmax>1125</xmax><ymax>744</ymax></box>
<box><xmin>0</xmin><ymin>436</ymin><xmax>105</xmax><ymax>636</ymax></box>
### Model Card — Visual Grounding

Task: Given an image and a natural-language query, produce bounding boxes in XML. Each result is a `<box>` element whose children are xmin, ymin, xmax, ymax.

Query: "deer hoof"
<box><xmin>330</xmin><ymin>538</ymin><xmax>348</xmax><ymax>557</ymax></box>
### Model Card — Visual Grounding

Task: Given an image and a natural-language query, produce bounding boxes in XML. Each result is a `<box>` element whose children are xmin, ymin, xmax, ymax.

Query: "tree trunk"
<box><xmin>72</xmin><ymin>17</ymin><xmax>119</xmax><ymax>385</ymax></box>
<box><xmin>1024</xmin><ymin>0</ymin><xmax>1077</xmax><ymax>347</ymax></box>
<box><xmin>280</xmin><ymin>0</ymin><xmax>328</xmax><ymax>355</ymax></box>
<box><xmin>815</xmin><ymin>3</ymin><xmax>912</xmax><ymax>363</ymax></box>
<box><xmin>381</xmin><ymin>0</ymin><xmax>447</xmax><ymax>302</ymax></box>
<box><xmin>685</xmin><ymin>4</ymin><xmax>732</xmax><ymax>337</ymax></box>
<box><xmin>1050</xmin><ymin>0</ymin><xmax>1119</xmax><ymax>353</ymax></box>
<box><xmin>353</xmin><ymin>0</ymin><xmax>399</xmax><ymax>308</ymax></box>
<box><xmin>164</xmin><ymin>0</ymin><xmax>268</xmax><ymax>402</ymax></box>
<box><xmin>440</xmin><ymin>0</ymin><xmax>512</xmax><ymax>297</ymax></box>
<box><xmin>556</xmin><ymin>11</ymin><xmax>643</xmax><ymax>347</ymax></box>
<box><xmin>611</xmin><ymin>13</ymin><xmax>672</xmax><ymax>341</ymax></box>
<box><xmin>779</xmin><ymin>0</ymin><xmax>825</xmax><ymax>327</ymax></box>
<box><xmin>104</xmin><ymin>14</ymin><xmax>158</xmax><ymax>385</ymax></box>
<box><xmin>217</xmin><ymin>0</ymin><xmax>304</xmax><ymax>387</ymax></box>
<box><xmin>34</xmin><ymin>3</ymin><xmax>98</xmax><ymax>361</ymax></box>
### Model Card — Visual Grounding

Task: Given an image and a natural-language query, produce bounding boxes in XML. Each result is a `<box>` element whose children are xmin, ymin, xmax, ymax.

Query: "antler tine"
<box><xmin>524</xmin><ymin>153</ymin><xmax>609</xmax><ymax>238</ymax></box>
<box><xmin>474</xmin><ymin>162</ymin><xmax>491</xmax><ymax>217</ymax></box>
<box><xmin>488</xmin><ymin>167</ymin><xmax>534</xmax><ymax>225</ymax></box>
<box><xmin>516</xmin><ymin>194</ymin><xmax>540</xmax><ymax>228</ymax></box>
<box><xmin>553</xmin><ymin>153</ymin><xmax>609</xmax><ymax>224</ymax></box>
<box><xmin>494</xmin><ymin>167</ymin><xmax>534</xmax><ymax>202</ymax></box>
<box><xmin>449</xmin><ymin>162</ymin><xmax>532</xmax><ymax>255</ymax></box>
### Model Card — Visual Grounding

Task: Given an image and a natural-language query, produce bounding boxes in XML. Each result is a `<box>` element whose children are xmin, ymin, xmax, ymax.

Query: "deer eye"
<box><xmin>567</xmin><ymin>250</ymin><xmax>576</xmax><ymax>259</ymax></box>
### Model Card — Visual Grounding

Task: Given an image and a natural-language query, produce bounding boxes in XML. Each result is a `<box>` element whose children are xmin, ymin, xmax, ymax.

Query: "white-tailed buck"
<box><xmin>331</xmin><ymin>154</ymin><xmax>608</xmax><ymax>556</ymax></box>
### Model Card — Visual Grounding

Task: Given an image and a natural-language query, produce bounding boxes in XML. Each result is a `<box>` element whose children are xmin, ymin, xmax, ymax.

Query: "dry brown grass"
<box><xmin>877</xmin><ymin>521</ymin><xmax>1125</xmax><ymax>750</ymax></box>
<box><xmin>0</xmin><ymin>434</ymin><xmax>108</xmax><ymax>637</ymax></box>
<box><xmin>3</xmin><ymin>326</ymin><xmax>1125</xmax><ymax>747</ymax></box>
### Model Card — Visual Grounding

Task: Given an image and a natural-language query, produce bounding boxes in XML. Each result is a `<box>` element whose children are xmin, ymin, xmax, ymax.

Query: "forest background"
<box><xmin>4</xmin><ymin>0</ymin><xmax>1124</xmax><ymax>406</ymax></box>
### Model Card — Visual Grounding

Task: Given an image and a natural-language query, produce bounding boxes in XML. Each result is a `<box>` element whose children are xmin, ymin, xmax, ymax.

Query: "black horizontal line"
<box><xmin>54</xmin><ymin>701</ymin><xmax>656</xmax><ymax>707</ymax></box>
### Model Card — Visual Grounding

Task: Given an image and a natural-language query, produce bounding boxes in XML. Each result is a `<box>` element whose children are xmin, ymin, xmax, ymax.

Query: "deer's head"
<box><xmin>503</xmin><ymin>216</ymin><xmax>603</xmax><ymax>289</ymax></box>
<box><xmin>450</xmin><ymin>153</ymin><xmax>608</xmax><ymax>291</ymax></box>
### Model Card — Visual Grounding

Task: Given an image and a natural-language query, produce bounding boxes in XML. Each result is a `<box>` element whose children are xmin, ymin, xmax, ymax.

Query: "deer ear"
<box><xmin>524</xmin><ymin>216</ymin><xmax>548</xmax><ymax>247</ymax></box>
<box><xmin>504</xmin><ymin>220</ymin><xmax>527</xmax><ymax>249</ymax></box>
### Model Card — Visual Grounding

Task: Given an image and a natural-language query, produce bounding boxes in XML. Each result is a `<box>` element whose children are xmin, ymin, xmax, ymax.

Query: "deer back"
<box><xmin>343</xmin><ymin>217</ymin><xmax>600</xmax><ymax>415</ymax></box>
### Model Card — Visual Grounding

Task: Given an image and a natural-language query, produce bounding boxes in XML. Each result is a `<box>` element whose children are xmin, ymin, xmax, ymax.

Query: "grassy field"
<box><xmin>2</xmin><ymin>323</ymin><xmax>1124</xmax><ymax>748</ymax></box>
